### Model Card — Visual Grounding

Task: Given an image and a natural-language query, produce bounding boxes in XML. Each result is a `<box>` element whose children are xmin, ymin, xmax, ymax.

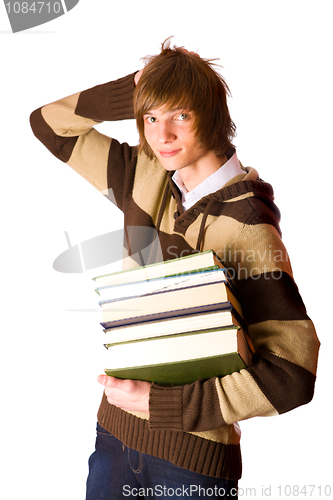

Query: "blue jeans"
<box><xmin>86</xmin><ymin>423</ymin><xmax>238</xmax><ymax>499</ymax></box>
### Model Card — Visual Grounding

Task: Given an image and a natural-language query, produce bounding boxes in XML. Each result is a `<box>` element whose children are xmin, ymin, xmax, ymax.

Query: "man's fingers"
<box><xmin>178</xmin><ymin>47</ymin><xmax>200</xmax><ymax>58</ymax></box>
<box><xmin>97</xmin><ymin>375</ymin><xmax>150</xmax><ymax>413</ymax></box>
<box><xmin>97</xmin><ymin>374</ymin><xmax>119</xmax><ymax>388</ymax></box>
<box><xmin>134</xmin><ymin>69</ymin><xmax>143</xmax><ymax>86</ymax></box>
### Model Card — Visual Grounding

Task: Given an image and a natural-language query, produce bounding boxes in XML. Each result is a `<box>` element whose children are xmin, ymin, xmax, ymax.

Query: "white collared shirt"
<box><xmin>172</xmin><ymin>152</ymin><xmax>243</xmax><ymax>211</ymax></box>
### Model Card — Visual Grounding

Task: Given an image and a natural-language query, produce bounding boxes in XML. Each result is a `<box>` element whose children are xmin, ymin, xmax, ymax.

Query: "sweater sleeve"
<box><xmin>30</xmin><ymin>73</ymin><xmax>138</xmax><ymax>209</ymax></box>
<box><xmin>148</xmin><ymin>217</ymin><xmax>320</xmax><ymax>432</ymax></box>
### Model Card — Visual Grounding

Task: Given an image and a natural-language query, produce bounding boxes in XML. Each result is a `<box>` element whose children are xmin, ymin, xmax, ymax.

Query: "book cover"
<box><xmin>100</xmin><ymin>280</ymin><xmax>242</xmax><ymax>328</ymax></box>
<box><xmin>103</xmin><ymin>307</ymin><xmax>246</xmax><ymax>345</ymax></box>
<box><xmin>95</xmin><ymin>267</ymin><xmax>227</xmax><ymax>301</ymax></box>
<box><xmin>93</xmin><ymin>249</ymin><xmax>225</xmax><ymax>288</ymax></box>
<box><xmin>103</xmin><ymin>328</ymin><xmax>252</xmax><ymax>386</ymax></box>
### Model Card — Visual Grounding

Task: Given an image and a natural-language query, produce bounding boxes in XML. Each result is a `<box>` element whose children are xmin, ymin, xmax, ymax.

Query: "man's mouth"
<box><xmin>158</xmin><ymin>149</ymin><xmax>181</xmax><ymax>158</ymax></box>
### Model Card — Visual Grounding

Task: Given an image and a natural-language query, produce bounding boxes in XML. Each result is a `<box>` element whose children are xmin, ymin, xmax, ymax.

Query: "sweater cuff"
<box><xmin>148</xmin><ymin>384</ymin><xmax>184</xmax><ymax>430</ymax></box>
<box><xmin>75</xmin><ymin>72</ymin><xmax>136</xmax><ymax>122</ymax></box>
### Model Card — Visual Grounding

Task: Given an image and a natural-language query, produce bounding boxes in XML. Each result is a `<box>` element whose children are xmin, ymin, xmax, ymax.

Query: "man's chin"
<box><xmin>156</xmin><ymin>157</ymin><xmax>179</xmax><ymax>171</ymax></box>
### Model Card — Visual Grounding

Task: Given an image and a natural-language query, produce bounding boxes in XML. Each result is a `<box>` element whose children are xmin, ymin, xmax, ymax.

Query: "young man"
<box><xmin>30</xmin><ymin>40</ymin><xmax>320</xmax><ymax>499</ymax></box>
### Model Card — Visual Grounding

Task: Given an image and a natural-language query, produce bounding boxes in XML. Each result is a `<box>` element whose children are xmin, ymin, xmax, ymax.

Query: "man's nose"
<box><xmin>158</xmin><ymin>122</ymin><xmax>176</xmax><ymax>143</ymax></box>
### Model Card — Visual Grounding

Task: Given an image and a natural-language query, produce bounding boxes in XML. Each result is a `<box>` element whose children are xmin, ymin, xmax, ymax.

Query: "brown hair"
<box><xmin>134</xmin><ymin>39</ymin><xmax>236</xmax><ymax>160</ymax></box>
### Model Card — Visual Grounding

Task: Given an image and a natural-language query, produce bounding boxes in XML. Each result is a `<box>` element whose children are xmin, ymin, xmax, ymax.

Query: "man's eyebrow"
<box><xmin>144</xmin><ymin>107</ymin><xmax>190</xmax><ymax>115</ymax></box>
<box><xmin>169</xmin><ymin>108</ymin><xmax>189</xmax><ymax>113</ymax></box>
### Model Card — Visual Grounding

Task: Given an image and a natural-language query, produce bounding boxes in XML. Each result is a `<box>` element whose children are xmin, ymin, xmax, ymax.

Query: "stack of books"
<box><xmin>93</xmin><ymin>250</ymin><xmax>253</xmax><ymax>386</ymax></box>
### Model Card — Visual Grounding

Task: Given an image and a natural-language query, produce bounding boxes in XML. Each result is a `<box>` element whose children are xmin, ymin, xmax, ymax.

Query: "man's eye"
<box><xmin>177</xmin><ymin>112</ymin><xmax>189</xmax><ymax>121</ymax></box>
<box><xmin>145</xmin><ymin>116</ymin><xmax>157</xmax><ymax>124</ymax></box>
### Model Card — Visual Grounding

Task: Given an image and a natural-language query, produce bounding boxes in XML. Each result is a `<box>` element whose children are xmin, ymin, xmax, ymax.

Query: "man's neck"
<box><xmin>178</xmin><ymin>152</ymin><xmax>228</xmax><ymax>192</ymax></box>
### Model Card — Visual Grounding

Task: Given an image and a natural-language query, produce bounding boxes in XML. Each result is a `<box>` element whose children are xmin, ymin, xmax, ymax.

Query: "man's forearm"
<box><xmin>30</xmin><ymin>73</ymin><xmax>137</xmax><ymax>195</ymax></box>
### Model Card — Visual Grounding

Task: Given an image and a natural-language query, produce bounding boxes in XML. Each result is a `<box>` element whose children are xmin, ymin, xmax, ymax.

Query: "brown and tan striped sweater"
<box><xmin>30</xmin><ymin>72</ymin><xmax>320</xmax><ymax>480</ymax></box>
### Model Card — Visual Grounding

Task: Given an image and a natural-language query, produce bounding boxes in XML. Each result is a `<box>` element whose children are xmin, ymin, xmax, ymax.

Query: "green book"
<box><xmin>93</xmin><ymin>249</ymin><xmax>225</xmax><ymax>288</ymax></box>
<box><xmin>103</xmin><ymin>327</ymin><xmax>253</xmax><ymax>386</ymax></box>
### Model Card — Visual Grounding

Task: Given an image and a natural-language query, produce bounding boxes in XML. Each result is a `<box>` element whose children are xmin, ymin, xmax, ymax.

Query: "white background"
<box><xmin>0</xmin><ymin>1</ymin><xmax>332</xmax><ymax>498</ymax></box>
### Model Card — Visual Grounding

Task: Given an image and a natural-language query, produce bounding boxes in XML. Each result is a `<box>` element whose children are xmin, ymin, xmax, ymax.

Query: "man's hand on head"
<box><xmin>134</xmin><ymin>69</ymin><xmax>143</xmax><ymax>86</ymax></box>
<box><xmin>134</xmin><ymin>48</ymin><xmax>199</xmax><ymax>87</ymax></box>
<box><xmin>178</xmin><ymin>47</ymin><xmax>200</xmax><ymax>58</ymax></box>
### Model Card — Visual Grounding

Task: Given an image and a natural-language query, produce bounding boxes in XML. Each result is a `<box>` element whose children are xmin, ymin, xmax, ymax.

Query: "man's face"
<box><xmin>143</xmin><ymin>106</ymin><xmax>209</xmax><ymax>174</ymax></box>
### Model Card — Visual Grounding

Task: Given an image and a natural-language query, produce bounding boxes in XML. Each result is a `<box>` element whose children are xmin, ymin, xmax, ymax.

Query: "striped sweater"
<box><xmin>30</xmin><ymin>72</ymin><xmax>320</xmax><ymax>480</ymax></box>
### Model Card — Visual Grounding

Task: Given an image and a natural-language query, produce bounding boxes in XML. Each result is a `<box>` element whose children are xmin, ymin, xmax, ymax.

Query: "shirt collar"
<box><xmin>172</xmin><ymin>151</ymin><xmax>243</xmax><ymax>211</ymax></box>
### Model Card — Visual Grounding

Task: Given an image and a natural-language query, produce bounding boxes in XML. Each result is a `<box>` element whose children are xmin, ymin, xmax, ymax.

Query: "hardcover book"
<box><xmin>103</xmin><ymin>327</ymin><xmax>252</xmax><ymax>386</ymax></box>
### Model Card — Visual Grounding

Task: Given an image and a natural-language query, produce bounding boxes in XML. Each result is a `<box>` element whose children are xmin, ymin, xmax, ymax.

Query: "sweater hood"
<box><xmin>168</xmin><ymin>166</ymin><xmax>276</xmax><ymax>209</ymax></box>
<box><xmin>198</xmin><ymin>167</ymin><xmax>281</xmax><ymax>249</ymax></box>
<box><xmin>207</xmin><ymin>167</ymin><xmax>275</xmax><ymax>204</ymax></box>
<box><xmin>161</xmin><ymin>166</ymin><xmax>281</xmax><ymax>253</ymax></box>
